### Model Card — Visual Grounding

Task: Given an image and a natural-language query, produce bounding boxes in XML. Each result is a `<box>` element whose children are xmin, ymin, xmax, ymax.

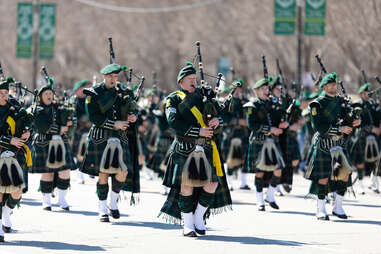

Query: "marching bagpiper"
<box><xmin>0</xmin><ymin>77</ymin><xmax>32</xmax><ymax>242</ymax></box>
<box><xmin>245</xmin><ymin>76</ymin><xmax>287</xmax><ymax>211</ymax></box>
<box><xmin>30</xmin><ymin>71</ymin><xmax>76</xmax><ymax>211</ymax></box>
<box><xmin>159</xmin><ymin>46</ymin><xmax>232</xmax><ymax>237</ymax></box>
<box><xmin>350</xmin><ymin>78</ymin><xmax>381</xmax><ymax>194</ymax></box>
<box><xmin>80</xmin><ymin>63</ymin><xmax>137</xmax><ymax>222</ymax></box>
<box><xmin>305</xmin><ymin>68</ymin><xmax>361</xmax><ymax>220</ymax></box>
<box><xmin>70</xmin><ymin>80</ymin><xmax>92</xmax><ymax>184</ymax></box>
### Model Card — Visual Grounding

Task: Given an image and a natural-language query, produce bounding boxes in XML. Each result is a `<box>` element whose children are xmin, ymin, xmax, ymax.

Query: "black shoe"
<box><xmin>265</xmin><ymin>200</ymin><xmax>279</xmax><ymax>209</ymax></box>
<box><xmin>109</xmin><ymin>209</ymin><xmax>120</xmax><ymax>219</ymax></box>
<box><xmin>239</xmin><ymin>185</ymin><xmax>251</xmax><ymax>190</ymax></box>
<box><xmin>332</xmin><ymin>211</ymin><xmax>348</xmax><ymax>219</ymax></box>
<box><xmin>195</xmin><ymin>227</ymin><xmax>206</xmax><ymax>235</ymax></box>
<box><xmin>99</xmin><ymin>215</ymin><xmax>110</xmax><ymax>222</ymax></box>
<box><xmin>258</xmin><ymin>205</ymin><xmax>265</xmax><ymax>211</ymax></box>
<box><xmin>183</xmin><ymin>231</ymin><xmax>197</xmax><ymax>237</ymax></box>
<box><xmin>317</xmin><ymin>215</ymin><xmax>330</xmax><ymax>221</ymax></box>
<box><xmin>374</xmin><ymin>189</ymin><xmax>380</xmax><ymax>194</ymax></box>
<box><xmin>282</xmin><ymin>184</ymin><xmax>292</xmax><ymax>193</ymax></box>
<box><xmin>0</xmin><ymin>235</ymin><xmax>4</xmax><ymax>242</ymax></box>
<box><xmin>229</xmin><ymin>187</ymin><xmax>234</xmax><ymax>191</ymax></box>
<box><xmin>61</xmin><ymin>206</ymin><xmax>70</xmax><ymax>211</ymax></box>
<box><xmin>43</xmin><ymin>206</ymin><xmax>52</xmax><ymax>211</ymax></box>
<box><xmin>2</xmin><ymin>226</ymin><xmax>11</xmax><ymax>233</ymax></box>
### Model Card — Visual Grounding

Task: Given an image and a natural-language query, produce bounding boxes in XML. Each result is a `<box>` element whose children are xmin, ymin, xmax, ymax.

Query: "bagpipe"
<box><xmin>316</xmin><ymin>55</ymin><xmax>361</xmax><ymax>128</ymax></box>
<box><xmin>108</xmin><ymin>37</ymin><xmax>145</xmax><ymax>125</ymax></box>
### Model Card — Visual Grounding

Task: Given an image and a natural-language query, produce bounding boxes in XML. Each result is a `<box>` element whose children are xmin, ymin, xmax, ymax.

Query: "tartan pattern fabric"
<box><xmin>79</xmin><ymin>136</ymin><xmax>132</xmax><ymax>176</ymax></box>
<box><xmin>246</xmin><ymin>140</ymin><xmax>284</xmax><ymax>173</ymax></box>
<box><xmin>282</xmin><ymin>131</ymin><xmax>301</xmax><ymax>164</ymax></box>
<box><xmin>31</xmin><ymin>141</ymin><xmax>76</xmax><ymax>173</ymax></box>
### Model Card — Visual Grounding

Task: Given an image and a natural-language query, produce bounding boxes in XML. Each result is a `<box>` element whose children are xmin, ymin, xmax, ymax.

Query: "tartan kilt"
<box><xmin>350</xmin><ymin>136</ymin><xmax>368</xmax><ymax>165</ymax></box>
<box><xmin>162</xmin><ymin>147</ymin><xmax>219</xmax><ymax>188</ymax></box>
<box><xmin>79</xmin><ymin>137</ymin><xmax>132</xmax><ymax>177</ymax></box>
<box><xmin>31</xmin><ymin>141</ymin><xmax>76</xmax><ymax>173</ymax></box>
<box><xmin>246</xmin><ymin>140</ymin><xmax>284</xmax><ymax>173</ymax></box>
<box><xmin>283</xmin><ymin>132</ymin><xmax>301</xmax><ymax>164</ymax></box>
<box><xmin>305</xmin><ymin>142</ymin><xmax>352</xmax><ymax>181</ymax></box>
<box><xmin>146</xmin><ymin>135</ymin><xmax>173</xmax><ymax>173</ymax></box>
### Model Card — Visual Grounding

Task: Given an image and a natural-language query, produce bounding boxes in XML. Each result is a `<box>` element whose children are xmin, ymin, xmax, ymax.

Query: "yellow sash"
<box><xmin>175</xmin><ymin>91</ymin><xmax>223</xmax><ymax>176</ymax></box>
<box><xmin>6</xmin><ymin>116</ymin><xmax>32</xmax><ymax>167</ymax></box>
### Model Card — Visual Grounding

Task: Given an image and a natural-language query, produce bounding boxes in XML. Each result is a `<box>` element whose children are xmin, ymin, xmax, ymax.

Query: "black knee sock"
<box><xmin>336</xmin><ymin>181</ymin><xmax>347</xmax><ymax>196</ymax></box>
<box><xmin>255</xmin><ymin>177</ymin><xmax>264</xmax><ymax>192</ymax></box>
<box><xmin>111</xmin><ymin>176</ymin><xmax>124</xmax><ymax>194</ymax></box>
<box><xmin>357</xmin><ymin>169</ymin><xmax>364</xmax><ymax>180</ymax></box>
<box><xmin>318</xmin><ymin>184</ymin><xmax>328</xmax><ymax>200</ymax></box>
<box><xmin>96</xmin><ymin>183</ymin><xmax>109</xmax><ymax>201</ymax></box>
<box><xmin>56</xmin><ymin>177</ymin><xmax>70</xmax><ymax>190</ymax></box>
<box><xmin>6</xmin><ymin>196</ymin><xmax>20</xmax><ymax>209</ymax></box>
<box><xmin>40</xmin><ymin>180</ymin><xmax>54</xmax><ymax>193</ymax></box>
<box><xmin>199</xmin><ymin>189</ymin><xmax>214</xmax><ymax>208</ymax></box>
<box><xmin>270</xmin><ymin>175</ymin><xmax>281</xmax><ymax>188</ymax></box>
<box><xmin>178</xmin><ymin>194</ymin><xmax>193</xmax><ymax>213</ymax></box>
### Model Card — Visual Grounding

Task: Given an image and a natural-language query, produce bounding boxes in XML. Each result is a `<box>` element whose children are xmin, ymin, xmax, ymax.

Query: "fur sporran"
<box><xmin>0</xmin><ymin>151</ymin><xmax>25</xmax><ymax>193</ymax></box>
<box><xmin>330</xmin><ymin>146</ymin><xmax>354</xmax><ymax>181</ymax></box>
<box><xmin>227</xmin><ymin>138</ymin><xmax>243</xmax><ymax>168</ymax></box>
<box><xmin>256</xmin><ymin>138</ymin><xmax>285</xmax><ymax>172</ymax></box>
<box><xmin>365</xmin><ymin>135</ymin><xmax>379</xmax><ymax>163</ymax></box>
<box><xmin>46</xmin><ymin>135</ymin><xmax>66</xmax><ymax>169</ymax></box>
<box><xmin>181</xmin><ymin>145</ymin><xmax>212</xmax><ymax>187</ymax></box>
<box><xmin>100</xmin><ymin>138</ymin><xmax>127</xmax><ymax>174</ymax></box>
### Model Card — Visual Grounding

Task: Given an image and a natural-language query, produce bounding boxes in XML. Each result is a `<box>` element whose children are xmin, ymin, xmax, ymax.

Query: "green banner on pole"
<box><xmin>304</xmin><ymin>0</ymin><xmax>326</xmax><ymax>36</ymax></box>
<box><xmin>39</xmin><ymin>3</ymin><xmax>56</xmax><ymax>59</ymax></box>
<box><xmin>16</xmin><ymin>3</ymin><xmax>34</xmax><ymax>58</ymax></box>
<box><xmin>274</xmin><ymin>0</ymin><xmax>296</xmax><ymax>35</ymax></box>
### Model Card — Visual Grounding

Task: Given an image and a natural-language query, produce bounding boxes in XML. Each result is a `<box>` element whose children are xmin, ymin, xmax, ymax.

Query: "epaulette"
<box><xmin>243</xmin><ymin>101</ymin><xmax>255</xmax><ymax>108</ymax></box>
<box><xmin>83</xmin><ymin>87</ymin><xmax>98</xmax><ymax>97</ymax></box>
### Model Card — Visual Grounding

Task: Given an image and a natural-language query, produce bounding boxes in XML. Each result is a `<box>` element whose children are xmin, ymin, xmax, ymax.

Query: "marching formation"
<box><xmin>0</xmin><ymin>39</ymin><xmax>380</xmax><ymax>241</ymax></box>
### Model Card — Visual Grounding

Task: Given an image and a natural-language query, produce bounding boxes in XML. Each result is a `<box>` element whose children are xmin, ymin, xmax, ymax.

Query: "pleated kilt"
<box><xmin>162</xmin><ymin>140</ymin><xmax>218</xmax><ymax>187</ymax></box>
<box><xmin>160</xmin><ymin>137</ymin><xmax>232</xmax><ymax>223</ymax></box>
<box><xmin>350</xmin><ymin>133</ymin><xmax>373</xmax><ymax>166</ymax></box>
<box><xmin>31</xmin><ymin>135</ymin><xmax>76</xmax><ymax>173</ymax></box>
<box><xmin>147</xmin><ymin>132</ymin><xmax>173</xmax><ymax>174</ymax></box>
<box><xmin>246</xmin><ymin>135</ymin><xmax>284</xmax><ymax>173</ymax></box>
<box><xmin>80</xmin><ymin>126</ymin><xmax>132</xmax><ymax>176</ymax></box>
<box><xmin>305</xmin><ymin>134</ymin><xmax>351</xmax><ymax>180</ymax></box>
<box><xmin>283</xmin><ymin>131</ymin><xmax>301</xmax><ymax>163</ymax></box>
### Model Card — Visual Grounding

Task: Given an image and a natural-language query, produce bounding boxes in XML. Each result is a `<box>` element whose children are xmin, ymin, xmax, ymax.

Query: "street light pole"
<box><xmin>296</xmin><ymin>0</ymin><xmax>302</xmax><ymax>96</ymax></box>
<box><xmin>32</xmin><ymin>0</ymin><xmax>40</xmax><ymax>90</ymax></box>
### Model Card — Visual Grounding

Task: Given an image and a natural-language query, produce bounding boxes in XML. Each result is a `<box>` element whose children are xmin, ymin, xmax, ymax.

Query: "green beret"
<box><xmin>0</xmin><ymin>77</ymin><xmax>15</xmax><ymax>90</ymax></box>
<box><xmin>238</xmin><ymin>78</ymin><xmax>244</xmax><ymax>87</ymax></box>
<box><xmin>319</xmin><ymin>72</ymin><xmax>337</xmax><ymax>89</ymax></box>
<box><xmin>177</xmin><ymin>62</ymin><xmax>196</xmax><ymax>84</ymax></box>
<box><xmin>100</xmin><ymin>63</ymin><xmax>122</xmax><ymax>75</ymax></box>
<box><xmin>358</xmin><ymin>82</ymin><xmax>370</xmax><ymax>94</ymax></box>
<box><xmin>253</xmin><ymin>78</ymin><xmax>269</xmax><ymax>89</ymax></box>
<box><xmin>73</xmin><ymin>80</ymin><xmax>90</xmax><ymax>92</ymax></box>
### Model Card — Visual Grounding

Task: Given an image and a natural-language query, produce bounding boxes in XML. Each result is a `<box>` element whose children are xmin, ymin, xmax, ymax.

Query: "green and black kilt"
<box><xmin>31</xmin><ymin>137</ymin><xmax>76</xmax><ymax>173</ymax></box>
<box><xmin>160</xmin><ymin>138</ymin><xmax>232</xmax><ymax>223</ymax></box>
<box><xmin>283</xmin><ymin>131</ymin><xmax>301</xmax><ymax>163</ymax></box>
<box><xmin>80</xmin><ymin>127</ymin><xmax>132</xmax><ymax>177</ymax></box>
<box><xmin>350</xmin><ymin>133</ymin><xmax>374</xmax><ymax>166</ymax></box>
<box><xmin>246</xmin><ymin>139</ymin><xmax>284</xmax><ymax>174</ymax></box>
<box><xmin>147</xmin><ymin>132</ymin><xmax>173</xmax><ymax>177</ymax></box>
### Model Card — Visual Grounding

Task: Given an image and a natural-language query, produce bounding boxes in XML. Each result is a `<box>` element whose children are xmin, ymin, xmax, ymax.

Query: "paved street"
<box><xmin>1</xmin><ymin>171</ymin><xmax>380</xmax><ymax>254</ymax></box>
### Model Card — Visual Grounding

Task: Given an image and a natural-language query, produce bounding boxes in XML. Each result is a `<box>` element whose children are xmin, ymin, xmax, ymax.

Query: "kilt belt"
<box><xmin>175</xmin><ymin>135</ymin><xmax>211</xmax><ymax>146</ymax></box>
<box><xmin>249</xmin><ymin>132</ymin><xmax>279</xmax><ymax>144</ymax></box>
<box><xmin>314</xmin><ymin>133</ymin><xmax>346</xmax><ymax>153</ymax></box>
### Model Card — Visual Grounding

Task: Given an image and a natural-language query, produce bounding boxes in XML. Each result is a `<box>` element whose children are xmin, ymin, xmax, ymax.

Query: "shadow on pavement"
<box><xmin>269</xmin><ymin>210</ymin><xmax>315</xmax><ymax>216</ymax></box>
<box><xmin>197</xmin><ymin>235</ymin><xmax>305</xmax><ymax>246</ymax></box>
<box><xmin>112</xmin><ymin>221</ymin><xmax>181</xmax><ymax>230</ymax></box>
<box><xmin>344</xmin><ymin>203</ymin><xmax>381</xmax><ymax>208</ymax></box>
<box><xmin>2</xmin><ymin>240</ymin><xmax>105</xmax><ymax>251</ymax></box>
<box><xmin>333</xmin><ymin>219</ymin><xmax>381</xmax><ymax>226</ymax></box>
